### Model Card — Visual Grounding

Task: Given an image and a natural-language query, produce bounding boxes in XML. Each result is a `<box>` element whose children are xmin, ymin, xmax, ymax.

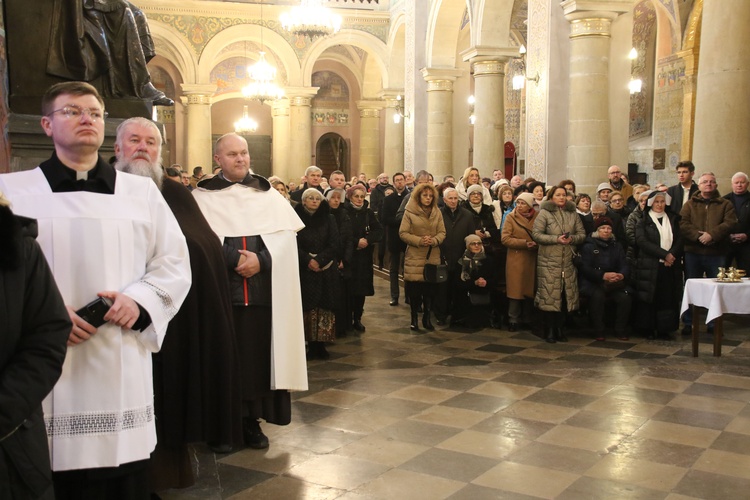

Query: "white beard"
<box><xmin>115</xmin><ymin>157</ymin><xmax>164</xmax><ymax>189</ymax></box>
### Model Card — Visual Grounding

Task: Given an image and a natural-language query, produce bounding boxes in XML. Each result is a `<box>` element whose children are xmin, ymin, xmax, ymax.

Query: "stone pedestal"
<box><xmin>381</xmin><ymin>90</ymin><xmax>405</xmax><ymax>175</ymax></box>
<box><xmin>287</xmin><ymin>88</ymin><xmax>318</xmax><ymax>180</ymax></box>
<box><xmin>692</xmin><ymin>0</ymin><xmax>750</xmax><ymax>187</ymax></box>
<box><xmin>271</xmin><ymin>99</ymin><xmax>291</xmax><ymax>182</ymax></box>
<box><xmin>357</xmin><ymin>100</ymin><xmax>384</xmax><ymax>178</ymax></box>
<box><xmin>180</xmin><ymin>84</ymin><xmax>215</xmax><ymax>172</ymax></box>
<box><xmin>421</xmin><ymin>68</ymin><xmax>462</xmax><ymax>176</ymax></box>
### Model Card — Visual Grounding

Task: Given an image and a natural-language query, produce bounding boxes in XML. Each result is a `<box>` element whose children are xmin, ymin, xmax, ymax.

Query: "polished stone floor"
<box><xmin>160</xmin><ymin>276</ymin><xmax>750</xmax><ymax>499</ymax></box>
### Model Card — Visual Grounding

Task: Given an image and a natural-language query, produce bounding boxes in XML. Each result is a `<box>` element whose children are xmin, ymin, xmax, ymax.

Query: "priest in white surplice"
<box><xmin>193</xmin><ymin>133</ymin><xmax>307</xmax><ymax>451</ymax></box>
<box><xmin>0</xmin><ymin>82</ymin><xmax>191</xmax><ymax>499</ymax></box>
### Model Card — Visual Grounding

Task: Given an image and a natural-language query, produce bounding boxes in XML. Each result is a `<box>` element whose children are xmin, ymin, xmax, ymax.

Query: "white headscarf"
<box><xmin>647</xmin><ymin>192</ymin><xmax>673</xmax><ymax>258</ymax></box>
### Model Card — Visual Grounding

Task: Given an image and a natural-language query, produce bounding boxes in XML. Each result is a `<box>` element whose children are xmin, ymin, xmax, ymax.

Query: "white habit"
<box><xmin>0</xmin><ymin>168</ymin><xmax>191</xmax><ymax>471</ymax></box>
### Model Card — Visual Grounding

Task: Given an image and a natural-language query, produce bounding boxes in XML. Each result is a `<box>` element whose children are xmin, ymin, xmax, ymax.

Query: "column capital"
<box><xmin>272</xmin><ymin>99</ymin><xmax>290</xmax><ymax>117</ymax></box>
<box><xmin>566</xmin><ymin>17</ymin><xmax>614</xmax><ymax>38</ymax></box>
<box><xmin>421</xmin><ymin>68</ymin><xmax>463</xmax><ymax>92</ymax></box>
<box><xmin>284</xmin><ymin>86</ymin><xmax>319</xmax><ymax>107</ymax></box>
<box><xmin>357</xmin><ymin>100</ymin><xmax>384</xmax><ymax>118</ymax></box>
<box><xmin>561</xmin><ymin>0</ymin><xmax>633</xmax><ymax>17</ymax></box>
<box><xmin>676</xmin><ymin>48</ymin><xmax>700</xmax><ymax>77</ymax></box>
<box><xmin>179</xmin><ymin>84</ymin><xmax>216</xmax><ymax>104</ymax></box>
<box><xmin>472</xmin><ymin>60</ymin><xmax>507</xmax><ymax>77</ymax></box>
<box><xmin>379</xmin><ymin>88</ymin><xmax>404</xmax><ymax>105</ymax></box>
<box><xmin>460</xmin><ymin>46</ymin><xmax>516</xmax><ymax>63</ymax></box>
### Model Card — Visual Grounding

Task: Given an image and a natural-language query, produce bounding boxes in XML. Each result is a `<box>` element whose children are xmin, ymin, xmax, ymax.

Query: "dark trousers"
<box><xmin>726</xmin><ymin>244</ymin><xmax>750</xmax><ymax>272</ymax></box>
<box><xmin>389</xmin><ymin>250</ymin><xmax>403</xmax><ymax>300</ymax></box>
<box><xmin>682</xmin><ymin>252</ymin><xmax>725</xmax><ymax>326</ymax></box>
<box><xmin>586</xmin><ymin>286</ymin><xmax>632</xmax><ymax>335</ymax></box>
<box><xmin>350</xmin><ymin>294</ymin><xmax>366</xmax><ymax>322</ymax></box>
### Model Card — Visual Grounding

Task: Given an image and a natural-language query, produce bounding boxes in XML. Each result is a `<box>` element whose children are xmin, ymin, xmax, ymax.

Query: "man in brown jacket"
<box><xmin>679</xmin><ymin>172</ymin><xmax>737</xmax><ymax>333</ymax></box>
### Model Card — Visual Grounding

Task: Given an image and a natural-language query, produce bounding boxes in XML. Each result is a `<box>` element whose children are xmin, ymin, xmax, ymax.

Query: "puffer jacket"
<box><xmin>625</xmin><ymin>206</ymin><xmax>644</xmax><ymax>264</ymax></box>
<box><xmin>679</xmin><ymin>189</ymin><xmax>737</xmax><ymax>255</ymax></box>
<box><xmin>532</xmin><ymin>200</ymin><xmax>586</xmax><ymax>312</ymax></box>
<box><xmin>399</xmin><ymin>186</ymin><xmax>446</xmax><ymax>282</ymax></box>
<box><xmin>295</xmin><ymin>203</ymin><xmax>341</xmax><ymax>310</ymax></box>
<box><xmin>578</xmin><ymin>233</ymin><xmax>630</xmax><ymax>297</ymax></box>
<box><xmin>634</xmin><ymin>210</ymin><xmax>683</xmax><ymax>303</ymax></box>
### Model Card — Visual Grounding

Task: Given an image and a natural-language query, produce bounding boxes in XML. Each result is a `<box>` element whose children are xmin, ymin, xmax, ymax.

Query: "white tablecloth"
<box><xmin>680</xmin><ymin>278</ymin><xmax>750</xmax><ymax>323</ymax></box>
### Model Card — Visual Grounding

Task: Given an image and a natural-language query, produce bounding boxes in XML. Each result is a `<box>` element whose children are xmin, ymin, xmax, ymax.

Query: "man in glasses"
<box><xmin>0</xmin><ymin>82</ymin><xmax>191</xmax><ymax>498</ymax></box>
<box><xmin>607</xmin><ymin>165</ymin><xmax>633</xmax><ymax>201</ymax></box>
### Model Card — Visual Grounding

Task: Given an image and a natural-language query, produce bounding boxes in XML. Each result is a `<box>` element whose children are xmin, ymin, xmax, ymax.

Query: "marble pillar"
<box><xmin>421</xmin><ymin>68</ymin><xmax>462</xmax><ymax>176</ymax></box>
<box><xmin>180</xmin><ymin>84</ymin><xmax>215</xmax><ymax>172</ymax></box>
<box><xmin>357</xmin><ymin>100</ymin><xmax>383</xmax><ymax>178</ymax></box>
<box><xmin>564</xmin><ymin>14</ymin><xmax>615</xmax><ymax>193</ymax></box>
<box><xmin>692</xmin><ymin>0</ymin><xmax>750</xmax><ymax>187</ymax></box>
<box><xmin>287</xmin><ymin>88</ymin><xmax>318</xmax><ymax>180</ymax></box>
<box><xmin>468</xmin><ymin>58</ymin><xmax>508</xmax><ymax>174</ymax></box>
<box><xmin>380</xmin><ymin>91</ymin><xmax>405</xmax><ymax>175</ymax></box>
<box><xmin>271</xmin><ymin>98</ymin><xmax>291</xmax><ymax>182</ymax></box>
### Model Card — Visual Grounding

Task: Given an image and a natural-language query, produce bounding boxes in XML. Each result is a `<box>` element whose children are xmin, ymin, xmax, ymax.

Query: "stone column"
<box><xmin>286</xmin><ymin>87</ymin><xmax>318</xmax><ymax>180</ymax></box>
<box><xmin>357</xmin><ymin>100</ymin><xmax>383</xmax><ymax>178</ymax></box>
<box><xmin>461</xmin><ymin>50</ymin><xmax>512</xmax><ymax>174</ymax></box>
<box><xmin>421</xmin><ymin>68</ymin><xmax>462</xmax><ymax>176</ymax></box>
<box><xmin>676</xmin><ymin>0</ymin><xmax>702</xmax><ymax>162</ymax></box>
<box><xmin>380</xmin><ymin>90</ymin><xmax>405</xmax><ymax>175</ymax></box>
<box><xmin>271</xmin><ymin>99</ymin><xmax>291</xmax><ymax>182</ymax></box>
<box><xmin>180</xmin><ymin>84</ymin><xmax>215</xmax><ymax>171</ymax></box>
<box><xmin>692</xmin><ymin>0</ymin><xmax>750</xmax><ymax>187</ymax></box>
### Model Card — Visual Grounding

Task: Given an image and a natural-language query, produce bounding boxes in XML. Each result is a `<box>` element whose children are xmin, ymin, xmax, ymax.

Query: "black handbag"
<box><xmin>468</xmin><ymin>291</ymin><xmax>491</xmax><ymax>306</ymax></box>
<box><xmin>423</xmin><ymin>246</ymin><xmax>448</xmax><ymax>283</ymax></box>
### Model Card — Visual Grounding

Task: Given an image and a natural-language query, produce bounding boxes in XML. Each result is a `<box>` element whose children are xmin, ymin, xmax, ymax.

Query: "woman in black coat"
<box><xmin>578</xmin><ymin>217</ymin><xmax>632</xmax><ymax>341</ymax></box>
<box><xmin>633</xmin><ymin>191</ymin><xmax>684</xmax><ymax>339</ymax></box>
<box><xmin>327</xmin><ymin>188</ymin><xmax>353</xmax><ymax>338</ymax></box>
<box><xmin>453</xmin><ymin>234</ymin><xmax>497</xmax><ymax>328</ymax></box>
<box><xmin>345</xmin><ymin>184</ymin><xmax>383</xmax><ymax>332</ymax></box>
<box><xmin>0</xmin><ymin>202</ymin><xmax>70</xmax><ymax>499</ymax></box>
<box><xmin>295</xmin><ymin>189</ymin><xmax>341</xmax><ymax>359</ymax></box>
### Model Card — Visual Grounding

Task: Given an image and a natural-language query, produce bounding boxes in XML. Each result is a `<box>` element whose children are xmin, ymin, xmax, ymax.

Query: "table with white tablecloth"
<box><xmin>680</xmin><ymin>278</ymin><xmax>750</xmax><ymax>356</ymax></box>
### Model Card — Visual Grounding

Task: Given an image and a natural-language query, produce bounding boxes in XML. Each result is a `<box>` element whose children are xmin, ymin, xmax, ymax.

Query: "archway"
<box><xmin>316</xmin><ymin>133</ymin><xmax>349</xmax><ymax>178</ymax></box>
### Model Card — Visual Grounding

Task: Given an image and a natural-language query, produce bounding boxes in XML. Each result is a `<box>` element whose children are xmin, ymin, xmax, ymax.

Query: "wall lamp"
<box><xmin>468</xmin><ymin>95</ymin><xmax>476</xmax><ymax>125</ymax></box>
<box><xmin>628</xmin><ymin>47</ymin><xmax>643</xmax><ymax>94</ymax></box>
<box><xmin>393</xmin><ymin>95</ymin><xmax>409</xmax><ymax>124</ymax></box>
<box><xmin>512</xmin><ymin>45</ymin><xmax>540</xmax><ymax>90</ymax></box>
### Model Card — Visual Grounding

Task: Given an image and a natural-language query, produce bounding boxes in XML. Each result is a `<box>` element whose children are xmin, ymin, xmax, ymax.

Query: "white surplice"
<box><xmin>0</xmin><ymin>168</ymin><xmax>191</xmax><ymax>471</ymax></box>
<box><xmin>193</xmin><ymin>182</ymin><xmax>308</xmax><ymax>392</ymax></box>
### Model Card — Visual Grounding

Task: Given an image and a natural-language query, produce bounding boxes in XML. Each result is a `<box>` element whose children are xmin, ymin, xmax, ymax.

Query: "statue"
<box><xmin>47</xmin><ymin>0</ymin><xmax>173</xmax><ymax>106</ymax></box>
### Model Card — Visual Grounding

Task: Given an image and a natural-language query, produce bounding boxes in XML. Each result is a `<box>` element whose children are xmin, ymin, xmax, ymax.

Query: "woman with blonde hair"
<box><xmin>400</xmin><ymin>183</ymin><xmax>446</xmax><ymax>331</ymax></box>
<box><xmin>456</xmin><ymin>166</ymin><xmax>493</xmax><ymax>205</ymax></box>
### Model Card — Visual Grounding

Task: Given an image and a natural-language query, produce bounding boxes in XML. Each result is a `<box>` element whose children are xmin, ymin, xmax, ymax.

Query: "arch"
<box><xmin>198</xmin><ymin>24</ymin><xmax>302</xmax><ymax>86</ymax></box>
<box><xmin>312</xmin><ymin>52</ymin><xmax>364</xmax><ymax>92</ymax></box>
<box><xmin>472</xmin><ymin>0</ymin><xmax>516</xmax><ymax>48</ymax></box>
<box><xmin>149</xmin><ymin>21</ymin><xmax>198</xmax><ymax>83</ymax></box>
<box><xmin>426</xmin><ymin>0</ymin><xmax>471</xmax><ymax>68</ymax></box>
<box><xmin>649</xmin><ymin>0</ymin><xmax>681</xmax><ymax>54</ymax></box>
<box><xmin>301</xmin><ymin>29</ymin><xmax>389</xmax><ymax>90</ymax></box>
<box><xmin>316</xmin><ymin>132</ymin><xmax>349</xmax><ymax>177</ymax></box>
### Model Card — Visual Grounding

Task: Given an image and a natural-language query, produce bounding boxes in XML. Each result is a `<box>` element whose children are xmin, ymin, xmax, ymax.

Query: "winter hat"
<box><xmin>464</xmin><ymin>234</ymin><xmax>482</xmax><ymax>248</ymax></box>
<box><xmin>515</xmin><ymin>192</ymin><xmax>535</xmax><ymax>208</ymax></box>
<box><xmin>594</xmin><ymin>217</ymin><xmax>614</xmax><ymax>230</ymax></box>
<box><xmin>597</xmin><ymin>182</ymin><xmax>613</xmax><ymax>194</ymax></box>
<box><xmin>467</xmin><ymin>184</ymin><xmax>484</xmax><ymax>196</ymax></box>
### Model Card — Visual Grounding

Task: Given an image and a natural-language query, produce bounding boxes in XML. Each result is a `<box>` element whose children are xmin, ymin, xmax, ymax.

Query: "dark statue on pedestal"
<box><xmin>47</xmin><ymin>0</ymin><xmax>173</xmax><ymax>106</ymax></box>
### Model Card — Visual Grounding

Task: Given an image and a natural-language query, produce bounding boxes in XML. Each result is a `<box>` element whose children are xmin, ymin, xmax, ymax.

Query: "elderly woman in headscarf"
<box><xmin>295</xmin><ymin>188</ymin><xmax>341</xmax><ymax>359</ymax></box>
<box><xmin>327</xmin><ymin>188</ymin><xmax>353</xmax><ymax>338</ymax></box>
<box><xmin>456</xmin><ymin>166</ymin><xmax>493</xmax><ymax>204</ymax></box>
<box><xmin>345</xmin><ymin>183</ymin><xmax>383</xmax><ymax>332</ymax></box>
<box><xmin>492</xmin><ymin>183</ymin><xmax>515</xmax><ymax>232</ymax></box>
<box><xmin>633</xmin><ymin>190</ymin><xmax>684</xmax><ymax>339</ymax></box>
<box><xmin>501</xmin><ymin>193</ymin><xmax>538</xmax><ymax>332</ymax></box>
<box><xmin>452</xmin><ymin>234</ymin><xmax>497</xmax><ymax>328</ymax></box>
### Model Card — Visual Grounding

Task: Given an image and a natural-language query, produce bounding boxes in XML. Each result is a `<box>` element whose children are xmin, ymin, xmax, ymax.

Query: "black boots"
<box><xmin>307</xmin><ymin>341</ymin><xmax>330</xmax><ymax>360</ymax></box>
<box><xmin>545</xmin><ymin>327</ymin><xmax>557</xmax><ymax>343</ymax></box>
<box><xmin>555</xmin><ymin>327</ymin><xmax>568</xmax><ymax>342</ymax></box>
<box><xmin>410</xmin><ymin>302</ymin><xmax>420</xmax><ymax>331</ymax></box>
<box><xmin>243</xmin><ymin>418</ymin><xmax>269</xmax><ymax>449</ymax></box>
<box><xmin>422</xmin><ymin>297</ymin><xmax>434</xmax><ymax>331</ymax></box>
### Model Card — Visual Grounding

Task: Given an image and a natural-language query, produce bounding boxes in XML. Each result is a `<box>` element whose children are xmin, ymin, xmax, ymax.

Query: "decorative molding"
<box><xmin>473</xmin><ymin>60</ymin><xmax>506</xmax><ymax>77</ymax></box>
<box><xmin>184</xmin><ymin>94</ymin><xmax>212</xmax><ymax>105</ymax></box>
<box><xmin>568</xmin><ymin>18</ymin><xmax>612</xmax><ymax>38</ymax></box>
<box><xmin>425</xmin><ymin>79</ymin><xmax>454</xmax><ymax>92</ymax></box>
<box><xmin>359</xmin><ymin>108</ymin><xmax>380</xmax><ymax>118</ymax></box>
<box><xmin>289</xmin><ymin>96</ymin><xmax>312</xmax><ymax>107</ymax></box>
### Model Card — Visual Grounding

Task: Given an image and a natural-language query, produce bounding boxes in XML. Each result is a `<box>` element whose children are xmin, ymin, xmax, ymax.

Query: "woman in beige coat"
<box><xmin>532</xmin><ymin>185</ymin><xmax>586</xmax><ymax>343</ymax></box>
<box><xmin>501</xmin><ymin>192</ymin><xmax>538</xmax><ymax>332</ymax></box>
<box><xmin>400</xmin><ymin>183</ymin><xmax>447</xmax><ymax>331</ymax></box>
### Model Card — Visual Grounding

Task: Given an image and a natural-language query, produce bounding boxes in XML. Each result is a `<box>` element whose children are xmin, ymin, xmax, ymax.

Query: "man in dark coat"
<box><xmin>0</xmin><ymin>201</ymin><xmax>70</xmax><ymax>500</ymax></box>
<box><xmin>666</xmin><ymin>161</ymin><xmax>698</xmax><ymax>217</ymax></box>
<box><xmin>724</xmin><ymin>172</ymin><xmax>750</xmax><ymax>270</ymax></box>
<box><xmin>114</xmin><ymin>118</ymin><xmax>242</xmax><ymax>488</ymax></box>
<box><xmin>435</xmin><ymin>187</ymin><xmax>476</xmax><ymax>324</ymax></box>
<box><xmin>290</xmin><ymin>166</ymin><xmax>324</xmax><ymax>202</ymax></box>
<box><xmin>380</xmin><ymin>172</ymin><xmax>409</xmax><ymax>305</ymax></box>
<box><xmin>369</xmin><ymin>173</ymin><xmax>393</xmax><ymax>269</ymax></box>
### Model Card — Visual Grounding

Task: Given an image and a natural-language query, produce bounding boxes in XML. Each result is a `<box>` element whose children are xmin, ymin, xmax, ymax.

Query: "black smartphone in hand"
<box><xmin>75</xmin><ymin>297</ymin><xmax>113</xmax><ymax>327</ymax></box>
<box><xmin>562</xmin><ymin>232</ymin><xmax>570</xmax><ymax>239</ymax></box>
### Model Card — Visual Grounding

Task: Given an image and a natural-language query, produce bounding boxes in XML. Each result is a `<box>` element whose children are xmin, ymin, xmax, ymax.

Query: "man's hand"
<box><xmin>66</xmin><ymin>305</ymin><xmax>98</xmax><ymax>346</ymax></box>
<box><xmin>602</xmin><ymin>272</ymin><xmax>622</xmax><ymax>282</ymax></box>
<box><xmin>99</xmin><ymin>291</ymin><xmax>140</xmax><ymax>330</ymax></box>
<box><xmin>235</xmin><ymin>250</ymin><xmax>261</xmax><ymax>278</ymax></box>
<box><xmin>357</xmin><ymin>237</ymin><xmax>369</xmax><ymax>250</ymax></box>
<box><xmin>731</xmin><ymin>233</ymin><xmax>748</xmax><ymax>243</ymax></box>
<box><xmin>698</xmin><ymin>231</ymin><xmax>714</xmax><ymax>245</ymax></box>
<box><xmin>308</xmin><ymin>259</ymin><xmax>321</xmax><ymax>272</ymax></box>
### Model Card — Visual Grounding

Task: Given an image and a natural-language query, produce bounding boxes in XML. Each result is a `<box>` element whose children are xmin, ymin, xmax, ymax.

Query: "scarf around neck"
<box><xmin>648</xmin><ymin>209</ymin><xmax>673</xmax><ymax>260</ymax></box>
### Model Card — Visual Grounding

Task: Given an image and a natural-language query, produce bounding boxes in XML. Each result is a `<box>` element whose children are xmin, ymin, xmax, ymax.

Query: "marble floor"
<box><xmin>160</xmin><ymin>276</ymin><xmax>750</xmax><ymax>499</ymax></box>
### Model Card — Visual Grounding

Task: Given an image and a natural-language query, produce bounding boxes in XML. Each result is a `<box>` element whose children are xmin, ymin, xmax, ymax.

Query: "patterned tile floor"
<box><xmin>160</xmin><ymin>276</ymin><xmax>750</xmax><ymax>499</ymax></box>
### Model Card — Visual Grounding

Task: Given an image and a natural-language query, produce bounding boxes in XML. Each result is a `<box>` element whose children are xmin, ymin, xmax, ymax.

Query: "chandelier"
<box><xmin>280</xmin><ymin>0</ymin><xmax>342</xmax><ymax>39</ymax></box>
<box><xmin>234</xmin><ymin>105</ymin><xmax>258</xmax><ymax>134</ymax></box>
<box><xmin>242</xmin><ymin>52</ymin><xmax>284</xmax><ymax>104</ymax></box>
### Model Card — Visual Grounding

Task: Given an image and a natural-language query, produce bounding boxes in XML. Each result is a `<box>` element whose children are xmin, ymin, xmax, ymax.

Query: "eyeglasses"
<box><xmin>468</xmin><ymin>242</ymin><xmax>483</xmax><ymax>246</ymax></box>
<box><xmin>610</xmin><ymin>198</ymin><xmax>623</xmax><ymax>203</ymax></box>
<box><xmin>47</xmin><ymin>104</ymin><xmax>108</xmax><ymax>122</ymax></box>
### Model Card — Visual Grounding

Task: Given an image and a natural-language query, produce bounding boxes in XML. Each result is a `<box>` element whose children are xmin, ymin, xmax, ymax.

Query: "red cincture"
<box><xmin>242</xmin><ymin>236</ymin><xmax>249</xmax><ymax>306</ymax></box>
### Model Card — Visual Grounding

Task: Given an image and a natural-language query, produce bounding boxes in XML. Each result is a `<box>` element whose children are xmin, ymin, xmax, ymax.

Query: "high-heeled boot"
<box><xmin>422</xmin><ymin>297</ymin><xmax>435</xmax><ymax>331</ymax></box>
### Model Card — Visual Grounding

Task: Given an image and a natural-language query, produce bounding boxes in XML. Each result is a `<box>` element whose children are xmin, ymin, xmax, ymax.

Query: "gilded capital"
<box><xmin>569</xmin><ymin>18</ymin><xmax>612</xmax><ymax>39</ymax></box>
<box><xmin>473</xmin><ymin>60</ymin><xmax>506</xmax><ymax>77</ymax></box>
<box><xmin>359</xmin><ymin>108</ymin><xmax>380</xmax><ymax>118</ymax></box>
<box><xmin>289</xmin><ymin>96</ymin><xmax>312</xmax><ymax>107</ymax></box>
<box><xmin>184</xmin><ymin>94</ymin><xmax>212</xmax><ymax>105</ymax></box>
<box><xmin>426</xmin><ymin>79</ymin><xmax>454</xmax><ymax>92</ymax></box>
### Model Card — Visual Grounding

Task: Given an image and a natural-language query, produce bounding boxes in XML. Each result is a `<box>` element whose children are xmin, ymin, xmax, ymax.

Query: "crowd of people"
<box><xmin>2</xmin><ymin>80</ymin><xmax>749</xmax><ymax>500</ymax></box>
